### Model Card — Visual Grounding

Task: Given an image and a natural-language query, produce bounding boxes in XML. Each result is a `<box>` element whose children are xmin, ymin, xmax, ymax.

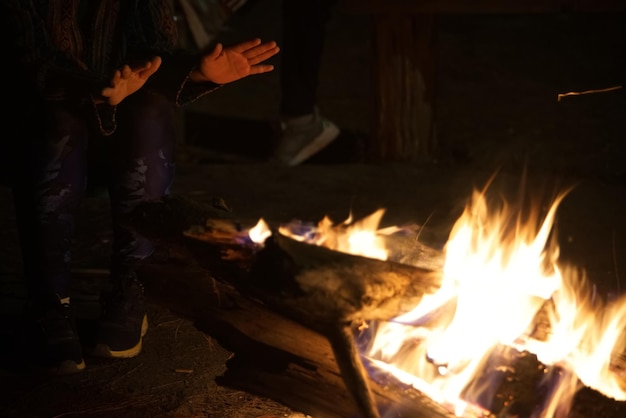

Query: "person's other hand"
<box><xmin>100</xmin><ymin>56</ymin><xmax>162</xmax><ymax>105</ymax></box>
<box><xmin>191</xmin><ymin>38</ymin><xmax>279</xmax><ymax>84</ymax></box>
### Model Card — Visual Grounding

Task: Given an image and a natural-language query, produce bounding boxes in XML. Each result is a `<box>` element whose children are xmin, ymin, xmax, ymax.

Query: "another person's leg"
<box><xmin>12</xmin><ymin>101</ymin><xmax>90</xmax><ymax>374</ymax></box>
<box><xmin>273</xmin><ymin>0</ymin><xmax>340</xmax><ymax>166</ymax></box>
<box><xmin>93</xmin><ymin>91</ymin><xmax>176</xmax><ymax>359</ymax></box>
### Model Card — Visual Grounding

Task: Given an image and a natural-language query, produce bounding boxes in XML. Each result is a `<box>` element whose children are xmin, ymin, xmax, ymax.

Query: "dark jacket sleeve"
<box><xmin>146</xmin><ymin>50</ymin><xmax>222</xmax><ymax>106</ymax></box>
<box><xmin>124</xmin><ymin>0</ymin><xmax>222</xmax><ymax>106</ymax></box>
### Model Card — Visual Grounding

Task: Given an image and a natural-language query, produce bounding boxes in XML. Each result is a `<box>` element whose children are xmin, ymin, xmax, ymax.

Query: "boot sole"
<box><xmin>92</xmin><ymin>314</ymin><xmax>149</xmax><ymax>359</ymax></box>
<box><xmin>48</xmin><ymin>358</ymin><xmax>86</xmax><ymax>375</ymax></box>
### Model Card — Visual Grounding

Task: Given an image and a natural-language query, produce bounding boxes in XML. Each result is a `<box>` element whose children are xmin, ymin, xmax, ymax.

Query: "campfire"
<box><xmin>246</xmin><ymin>181</ymin><xmax>626</xmax><ymax>418</ymax></box>
<box><xmin>131</xmin><ymin>179</ymin><xmax>626</xmax><ymax>418</ymax></box>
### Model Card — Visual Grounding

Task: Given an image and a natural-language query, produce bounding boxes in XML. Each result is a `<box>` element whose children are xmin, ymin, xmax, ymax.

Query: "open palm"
<box><xmin>197</xmin><ymin>38</ymin><xmax>279</xmax><ymax>84</ymax></box>
<box><xmin>101</xmin><ymin>56</ymin><xmax>162</xmax><ymax>105</ymax></box>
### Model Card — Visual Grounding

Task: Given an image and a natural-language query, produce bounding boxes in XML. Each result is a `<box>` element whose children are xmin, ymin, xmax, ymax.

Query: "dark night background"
<box><xmin>1</xmin><ymin>1</ymin><xmax>626</xmax><ymax>417</ymax></box>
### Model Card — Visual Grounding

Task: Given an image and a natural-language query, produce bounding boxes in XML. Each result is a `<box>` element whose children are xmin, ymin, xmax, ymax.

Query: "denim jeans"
<box><xmin>11</xmin><ymin>91</ymin><xmax>176</xmax><ymax>306</ymax></box>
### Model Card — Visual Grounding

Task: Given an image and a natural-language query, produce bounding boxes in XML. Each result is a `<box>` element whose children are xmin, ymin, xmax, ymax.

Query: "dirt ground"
<box><xmin>1</xmin><ymin>1</ymin><xmax>626</xmax><ymax>417</ymax></box>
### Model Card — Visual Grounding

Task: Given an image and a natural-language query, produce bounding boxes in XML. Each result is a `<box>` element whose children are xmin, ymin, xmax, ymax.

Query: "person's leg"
<box><xmin>93</xmin><ymin>90</ymin><xmax>176</xmax><ymax>359</ymax></box>
<box><xmin>108</xmin><ymin>93</ymin><xmax>176</xmax><ymax>270</ymax></box>
<box><xmin>12</xmin><ymin>100</ymin><xmax>89</xmax><ymax>373</ymax></box>
<box><xmin>273</xmin><ymin>0</ymin><xmax>340</xmax><ymax>166</ymax></box>
<box><xmin>279</xmin><ymin>0</ymin><xmax>336</xmax><ymax>118</ymax></box>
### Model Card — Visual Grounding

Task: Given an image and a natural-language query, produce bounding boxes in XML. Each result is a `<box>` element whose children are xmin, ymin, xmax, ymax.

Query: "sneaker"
<box><xmin>31</xmin><ymin>300</ymin><xmax>86</xmax><ymax>375</ymax></box>
<box><xmin>93</xmin><ymin>271</ymin><xmax>148</xmax><ymax>359</ymax></box>
<box><xmin>272</xmin><ymin>110</ymin><xmax>340</xmax><ymax>166</ymax></box>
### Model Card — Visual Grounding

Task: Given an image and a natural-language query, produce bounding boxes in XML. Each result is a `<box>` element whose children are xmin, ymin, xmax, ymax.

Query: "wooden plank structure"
<box><xmin>340</xmin><ymin>0</ymin><xmax>626</xmax><ymax>162</ymax></box>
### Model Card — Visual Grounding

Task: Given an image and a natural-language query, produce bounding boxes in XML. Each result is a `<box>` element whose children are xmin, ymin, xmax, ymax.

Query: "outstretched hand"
<box><xmin>191</xmin><ymin>38</ymin><xmax>279</xmax><ymax>84</ymax></box>
<box><xmin>100</xmin><ymin>56</ymin><xmax>162</xmax><ymax>105</ymax></box>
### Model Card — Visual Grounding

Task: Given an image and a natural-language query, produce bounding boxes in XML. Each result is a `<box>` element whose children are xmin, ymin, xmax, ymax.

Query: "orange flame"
<box><xmin>365</xmin><ymin>186</ymin><xmax>626</xmax><ymax>417</ymax></box>
<box><xmin>246</xmin><ymin>185</ymin><xmax>626</xmax><ymax>417</ymax></box>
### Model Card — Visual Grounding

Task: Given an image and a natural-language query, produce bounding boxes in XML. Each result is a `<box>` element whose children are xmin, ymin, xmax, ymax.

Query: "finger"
<box><xmin>206</xmin><ymin>43</ymin><xmax>224</xmax><ymax>60</ymax></box>
<box><xmin>229</xmin><ymin>38</ymin><xmax>262</xmax><ymax>54</ymax></box>
<box><xmin>120</xmin><ymin>65</ymin><xmax>132</xmax><ymax>79</ymax></box>
<box><xmin>242</xmin><ymin>41</ymin><xmax>277</xmax><ymax>57</ymax></box>
<box><xmin>108</xmin><ymin>69</ymin><xmax>122</xmax><ymax>86</ymax></box>
<box><xmin>139</xmin><ymin>56</ymin><xmax>162</xmax><ymax>78</ymax></box>
<box><xmin>246</xmin><ymin>46</ymin><xmax>280</xmax><ymax>66</ymax></box>
<box><xmin>140</xmin><ymin>56</ymin><xmax>161</xmax><ymax>70</ymax></box>
<box><xmin>243</xmin><ymin>42</ymin><xmax>279</xmax><ymax>60</ymax></box>
<box><xmin>100</xmin><ymin>87</ymin><xmax>113</xmax><ymax>98</ymax></box>
<box><xmin>150</xmin><ymin>56</ymin><xmax>162</xmax><ymax>68</ymax></box>
<box><xmin>127</xmin><ymin>56</ymin><xmax>158</xmax><ymax>73</ymax></box>
<box><xmin>248</xmin><ymin>64</ymin><xmax>275</xmax><ymax>75</ymax></box>
<box><xmin>131</xmin><ymin>60</ymin><xmax>151</xmax><ymax>71</ymax></box>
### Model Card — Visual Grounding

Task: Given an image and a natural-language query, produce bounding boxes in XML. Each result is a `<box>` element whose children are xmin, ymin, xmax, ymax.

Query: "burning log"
<box><xmin>129</xmin><ymin>195</ymin><xmax>443</xmax><ymax>329</ymax></box>
<box><xmin>128</xmin><ymin>195</ymin><xmax>451</xmax><ymax>418</ymax></box>
<box><xmin>245</xmin><ymin>231</ymin><xmax>443</xmax><ymax>327</ymax></box>
<box><xmin>244</xmin><ymin>231</ymin><xmax>446</xmax><ymax>418</ymax></box>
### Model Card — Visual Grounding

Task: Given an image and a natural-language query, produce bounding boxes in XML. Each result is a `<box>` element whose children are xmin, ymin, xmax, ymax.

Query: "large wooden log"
<box><xmin>245</xmin><ymin>231</ymin><xmax>443</xmax><ymax>327</ymax></box>
<box><xmin>137</xmin><ymin>258</ymin><xmax>454</xmax><ymax>418</ymax></box>
<box><xmin>129</xmin><ymin>196</ymin><xmax>444</xmax><ymax>328</ymax></box>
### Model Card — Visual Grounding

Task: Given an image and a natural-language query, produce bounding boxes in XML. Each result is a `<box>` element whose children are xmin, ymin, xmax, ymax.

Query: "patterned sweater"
<box><xmin>3</xmin><ymin>0</ymin><xmax>220</xmax><ymax>134</ymax></box>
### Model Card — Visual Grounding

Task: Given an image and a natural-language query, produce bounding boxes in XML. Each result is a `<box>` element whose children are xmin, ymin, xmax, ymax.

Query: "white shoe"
<box><xmin>272</xmin><ymin>110</ymin><xmax>340</xmax><ymax>166</ymax></box>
